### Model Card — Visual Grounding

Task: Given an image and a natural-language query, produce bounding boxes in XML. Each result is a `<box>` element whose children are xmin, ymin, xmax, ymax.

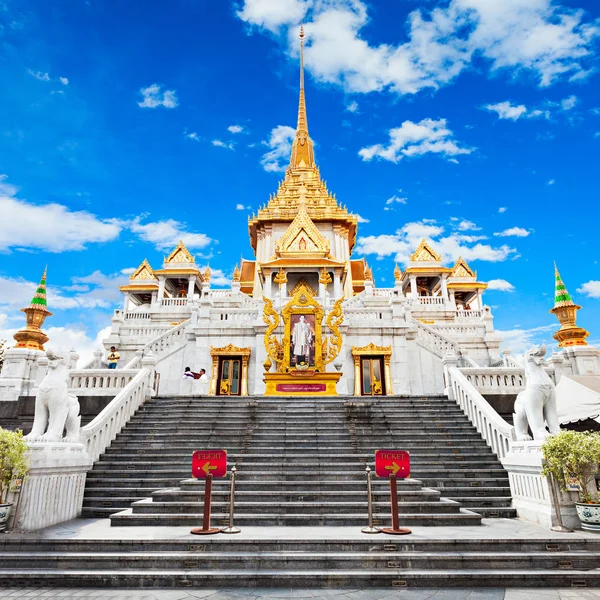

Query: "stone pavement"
<box><xmin>1</xmin><ymin>587</ymin><xmax>600</xmax><ymax>599</ymax></box>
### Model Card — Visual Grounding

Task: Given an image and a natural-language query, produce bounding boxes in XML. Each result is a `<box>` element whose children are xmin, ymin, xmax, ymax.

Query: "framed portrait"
<box><xmin>289</xmin><ymin>313</ymin><xmax>316</xmax><ymax>367</ymax></box>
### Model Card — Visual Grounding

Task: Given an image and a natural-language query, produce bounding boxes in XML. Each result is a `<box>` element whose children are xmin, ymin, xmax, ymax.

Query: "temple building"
<box><xmin>104</xmin><ymin>28</ymin><xmax>502</xmax><ymax>398</ymax></box>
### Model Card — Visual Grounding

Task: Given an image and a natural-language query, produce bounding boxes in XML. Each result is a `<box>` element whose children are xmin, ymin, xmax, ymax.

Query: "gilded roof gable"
<box><xmin>410</xmin><ymin>239</ymin><xmax>442</xmax><ymax>262</ymax></box>
<box><xmin>165</xmin><ymin>240</ymin><xmax>195</xmax><ymax>264</ymax></box>
<box><xmin>451</xmin><ymin>257</ymin><xmax>476</xmax><ymax>278</ymax></box>
<box><xmin>130</xmin><ymin>259</ymin><xmax>155</xmax><ymax>281</ymax></box>
<box><xmin>275</xmin><ymin>203</ymin><xmax>330</xmax><ymax>258</ymax></box>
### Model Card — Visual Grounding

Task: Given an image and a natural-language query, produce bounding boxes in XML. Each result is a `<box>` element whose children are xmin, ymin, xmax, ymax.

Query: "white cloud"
<box><xmin>261</xmin><ymin>125</ymin><xmax>296</xmax><ymax>172</ymax></box>
<box><xmin>498</xmin><ymin>207</ymin><xmax>507</xmax><ymax>213</ymax></box>
<box><xmin>578</xmin><ymin>281</ymin><xmax>600</xmax><ymax>298</ymax></box>
<box><xmin>236</xmin><ymin>203</ymin><xmax>251</xmax><ymax>210</ymax></box>
<box><xmin>355</xmin><ymin>214</ymin><xmax>370</xmax><ymax>223</ymax></box>
<box><xmin>138</xmin><ymin>84</ymin><xmax>179</xmax><ymax>109</ymax></box>
<box><xmin>185</xmin><ymin>132</ymin><xmax>200</xmax><ymax>142</ymax></box>
<box><xmin>487</xmin><ymin>279</ymin><xmax>515</xmax><ymax>292</ymax></box>
<box><xmin>59</xmin><ymin>77</ymin><xmax>69</xmax><ymax>85</ymax></box>
<box><xmin>483</xmin><ymin>101</ymin><xmax>527</xmax><ymax>120</ymax></box>
<box><xmin>547</xmin><ymin>178</ymin><xmax>556</xmax><ymax>185</ymax></box>
<box><xmin>212</xmin><ymin>139</ymin><xmax>235</xmax><ymax>150</ymax></box>
<box><xmin>346</xmin><ymin>101</ymin><xmax>359</xmax><ymax>113</ymax></box>
<box><xmin>359</xmin><ymin>118</ymin><xmax>472</xmax><ymax>163</ymax></box>
<box><xmin>355</xmin><ymin>219</ymin><xmax>516</xmax><ymax>264</ymax></box>
<box><xmin>28</xmin><ymin>69</ymin><xmax>50</xmax><ymax>81</ymax></box>
<box><xmin>120</xmin><ymin>267</ymin><xmax>136</xmax><ymax>275</ymax></box>
<box><xmin>130</xmin><ymin>217</ymin><xmax>212</xmax><ymax>252</ymax></box>
<box><xmin>228</xmin><ymin>125</ymin><xmax>244</xmax><ymax>134</ymax></box>
<box><xmin>0</xmin><ymin>176</ymin><xmax>122</xmax><ymax>253</ymax></box>
<box><xmin>561</xmin><ymin>95</ymin><xmax>578</xmax><ymax>110</ymax></box>
<box><xmin>494</xmin><ymin>227</ymin><xmax>531</xmax><ymax>237</ymax></box>
<box><xmin>456</xmin><ymin>219</ymin><xmax>480</xmax><ymax>231</ymax></box>
<box><xmin>497</xmin><ymin>324</ymin><xmax>557</xmax><ymax>354</ymax></box>
<box><xmin>385</xmin><ymin>195</ymin><xmax>408</xmax><ymax>207</ymax></box>
<box><xmin>201</xmin><ymin>267</ymin><xmax>230</xmax><ymax>287</ymax></box>
<box><xmin>237</xmin><ymin>0</ymin><xmax>599</xmax><ymax>96</ymax></box>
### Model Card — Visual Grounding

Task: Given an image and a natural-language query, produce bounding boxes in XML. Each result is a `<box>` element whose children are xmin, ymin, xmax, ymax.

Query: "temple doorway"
<box><xmin>217</xmin><ymin>357</ymin><xmax>242</xmax><ymax>396</ymax></box>
<box><xmin>360</xmin><ymin>357</ymin><xmax>385</xmax><ymax>396</ymax></box>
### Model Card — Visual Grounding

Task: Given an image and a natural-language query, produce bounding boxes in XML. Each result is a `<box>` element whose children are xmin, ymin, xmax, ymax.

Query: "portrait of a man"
<box><xmin>290</xmin><ymin>314</ymin><xmax>315</xmax><ymax>367</ymax></box>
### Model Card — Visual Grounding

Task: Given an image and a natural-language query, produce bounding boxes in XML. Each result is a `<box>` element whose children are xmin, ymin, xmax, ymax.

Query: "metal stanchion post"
<box><xmin>191</xmin><ymin>474</ymin><xmax>220</xmax><ymax>535</ymax></box>
<box><xmin>221</xmin><ymin>466</ymin><xmax>241</xmax><ymax>534</ymax></box>
<box><xmin>549</xmin><ymin>473</ymin><xmax>573</xmax><ymax>533</ymax></box>
<box><xmin>362</xmin><ymin>466</ymin><xmax>381</xmax><ymax>534</ymax></box>
<box><xmin>381</xmin><ymin>474</ymin><xmax>411</xmax><ymax>535</ymax></box>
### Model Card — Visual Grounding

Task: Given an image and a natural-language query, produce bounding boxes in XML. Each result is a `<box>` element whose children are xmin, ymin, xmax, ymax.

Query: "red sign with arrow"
<box><xmin>375</xmin><ymin>450</ymin><xmax>410</xmax><ymax>479</ymax></box>
<box><xmin>192</xmin><ymin>450</ymin><xmax>227</xmax><ymax>479</ymax></box>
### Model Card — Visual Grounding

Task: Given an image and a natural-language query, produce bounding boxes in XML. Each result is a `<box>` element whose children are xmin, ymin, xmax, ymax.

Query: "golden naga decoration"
<box><xmin>319</xmin><ymin>267</ymin><xmax>332</xmax><ymax>285</ymax></box>
<box><xmin>323</xmin><ymin>297</ymin><xmax>344</xmax><ymax>365</ymax></box>
<box><xmin>273</xmin><ymin>268</ymin><xmax>287</xmax><ymax>285</ymax></box>
<box><xmin>263</xmin><ymin>296</ymin><xmax>283</xmax><ymax>369</ymax></box>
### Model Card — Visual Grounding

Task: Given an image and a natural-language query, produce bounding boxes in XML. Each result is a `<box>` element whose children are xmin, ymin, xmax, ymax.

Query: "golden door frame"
<box><xmin>351</xmin><ymin>343</ymin><xmax>393</xmax><ymax>396</ymax></box>
<box><xmin>282</xmin><ymin>283</ymin><xmax>325</xmax><ymax>372</ymax></box>
<box><xmin>209</xmin><ymin>344</ymin><xmax>251</xmax><ymax>396</ymax></box>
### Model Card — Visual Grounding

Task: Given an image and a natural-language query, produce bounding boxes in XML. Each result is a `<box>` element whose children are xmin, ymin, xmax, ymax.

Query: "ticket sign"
<box><xmin>192</xmin><ymin>450</ymin><xmax>227</xmax><ymax>479</ymax></box>
<box><xmin>375</xmin><ymin>450</ymin><xmax>410</xmax><ymax>479</ymax></box>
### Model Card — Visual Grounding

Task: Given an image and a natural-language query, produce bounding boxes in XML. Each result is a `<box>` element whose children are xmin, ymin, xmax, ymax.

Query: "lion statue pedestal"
<box><xmin>17</xmin><ymin>350</ymin><xmax>92</xmax><ymax>531</ymax></box>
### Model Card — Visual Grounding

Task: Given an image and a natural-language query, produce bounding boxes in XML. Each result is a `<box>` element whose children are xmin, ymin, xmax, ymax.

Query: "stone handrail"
<box><xmin>124</xmin><ymin>312</ymin><xmax>151</xmax><ymax>320</ymax></box>
<box><xmin>460</xmin><ymin>367</ymin><xmax>526</xmax><ymax>394</ymax></box>
<box><xmin>211</xmin><ymin>309</ymin><xmax>257</xmax><ymax>323</ymax></box>
<box><xmin>456</xmin><ymin>309</ymin><xmax>483</xmax><ymax>319</ymax></box>
<box><xmin>447</xmin><ymin>365</ymin><xmax>513</xmax><ymax>459</ymax></box>
<box><xmin>143</xmin><ymin>319</ymin><xmax>190</xmax><ymax>358</ymax></box>
<box><xmin>210</xmin><ymin>289</ymin><xmax>231</xmax><ymax>298</ymax></box>
<box><xmin>81</xmin><ymin>356</ymin><xmax>157</xmax><ymax>462</ymax></box>
<box><xmin>373</xmin><ymin>288</ymin><xmax>394</xmax><ymax>297</ymax></box>
<box><xmin>123</xmin><ymin>354</ymin><xmax>141</xmax><ymax>369</ymax></box>
<box><xmin>413</xmin><ymin>319</ymin><xmax>459</xmax><ymax>358</ymax></box>
<box><xmin>343</xmin><ymin>291</ymin><xmax>365</xmax><ymax>308</ymax></box>
<box><xmin>68</xmin><ymin>369</ymin><xmax>138</xmax><ymax>390</ymax></box>
<box><xmin>161</xmin><ymin>297</ymin><xmax>188</xmax><ymax>307</ymax></box>
<box><xmin>416</xmin><ymin>296</ymin><xmax>445</xmax><ymax>305</ymax></box>
<box><xmin>434</xmin><ymin>324</ymin><xmax>483</xmax><ymax>337</ymax></box>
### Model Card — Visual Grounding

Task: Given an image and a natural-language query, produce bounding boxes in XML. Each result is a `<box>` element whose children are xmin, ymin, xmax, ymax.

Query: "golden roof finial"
<box><xmin>394</xmin><ymin>263</ymin><xmax>402</xmax><ymax>282</ymax></box>
<box><xmin>289</xmin><ymin>25</ymin><xmax>315</xmax><ymax>169</ymax></box>
<box><xmin>232</xmin><ymin>264</ymin><xmax>241</xmax><ymax>282</ymax></box>
<box><xmin>14</xmin><ymin>266</ymin><xmax>53</xmax><ymax>351</ymax></box>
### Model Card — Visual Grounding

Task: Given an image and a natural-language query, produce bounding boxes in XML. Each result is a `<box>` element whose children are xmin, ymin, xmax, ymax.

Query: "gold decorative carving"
<box><xmin>232</xmin><ymin>264</ymin><xmax>241</xmax><ymax>282</ymax></box>
<box><xmin>130</xmin><ymin>259</ymin><xmax>155</xmax><ymax>281</ymax></box>
<box><xmin>263</xmin><ymin>297</ymin><xmax>283</xmax><ymax>369</ymax></box>
<box><xmin>274</xmin><ymin>268</ymin><xmax>287</xmax><ymax>285</ymax></box>
<box><xmin>202</xmin><ymin>266</ymin><xmax>211</xmax><ymax>282</ymax></box>
<box><xmin>364</xmin><ymin>264</ymin><xmax>373</xmax><ymax>282</ymax></box>
<box><xmin>165</xmin><ymin>240</ymin><xmax>194</xmax><ymax>264</ymax></box>
<box><xmin>323</xmin><ymin>297</ymin><xmax>344</xmax><ymax>366</ymax></box>
<box><xmin>451</xmin><ymin>257</ymin><xmax>476</xmax><ymax>278</ymax></box>
<box><xmin>319</xmin><ymin>268</ymin><xmax>332</xmax><ymax>285</ymax></box>
<box><xmin>410</xmin><ymin>239</ymin><xmax>442</xmax><ymax>263</ymax></box>
<box><xmin>289</xmin><ymin>279</ymin><xmax>316</xmax><ymax>297</ymax></box>
<box><xmin>275</xmin><ymin>203</ymin><xmax>331</xmax><ymax>259</ymax></box>
<box><xmin>394</xmin><ymin>263</ymin><xmax>402</xmax><ymax>282</ymax></box>
<box><xmin>351</xmin><ymin>343</ymin><xmax>392</xmax><ymax>357</ymax></box>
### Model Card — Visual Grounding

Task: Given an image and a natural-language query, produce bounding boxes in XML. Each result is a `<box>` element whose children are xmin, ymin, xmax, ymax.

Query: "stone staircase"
<box><xmin>79</xmin><ymin>395</ymin><xmax>516</xmax><ymax>525</ymax></box>
<box><xmin>1</xmin><ymin>537</ymin><xmax>600</xmax><ymax>588</ymax></box>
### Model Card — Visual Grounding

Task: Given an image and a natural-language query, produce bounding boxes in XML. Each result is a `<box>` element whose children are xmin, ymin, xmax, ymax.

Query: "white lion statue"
<box><xmin>25</xmin><ymin>349</ymin><xmax>81</xmax><ymax>443</ymax></box>
<box><xmin>513</xmin><ymin>344</ymin><xmax>560</xmax><ymax>441</ymax></box>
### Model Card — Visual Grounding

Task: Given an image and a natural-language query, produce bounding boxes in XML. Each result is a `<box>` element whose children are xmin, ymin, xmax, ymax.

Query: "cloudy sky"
<box><xmin>1</xmin><ymin>0</ymin><xmax>599</xmax><ymax>362</ymax></box>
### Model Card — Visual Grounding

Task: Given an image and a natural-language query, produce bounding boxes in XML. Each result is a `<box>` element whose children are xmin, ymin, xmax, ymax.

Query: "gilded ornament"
<box><xmin>319</xmin><ymin>268</ymin><xmax>332</xmax><ymax>285</ymax></box>
<box><xmin>274</xmin><ymin>268</ymin><xmax>288</xmax><ymax>285</ymax></box>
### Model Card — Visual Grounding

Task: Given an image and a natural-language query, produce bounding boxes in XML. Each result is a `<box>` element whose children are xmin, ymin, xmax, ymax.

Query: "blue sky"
<box><xmin>0</xmin><ymin>0</ymin><xmax>599</xmax><ymax>361</ymax></box>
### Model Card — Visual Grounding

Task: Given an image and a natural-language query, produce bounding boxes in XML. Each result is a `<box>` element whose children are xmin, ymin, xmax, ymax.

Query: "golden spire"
<box><xmin>394</xmin><ymin>263</ymin><xmax>402</xmax><ymax>282</ymax></box>
<box><xmin>14</xmin><ymin>267</ymin><xmax>53</xmax><ymax>351</ymax></box>
<box><xmin>289</xmin><ymin>25</ymin><xmax>315</xmax><ymax>169</ymax></box>
<box><xmin>550</xmin><ymin>263</ymin><xmax>589</xmax><ymax>348</ymax></box>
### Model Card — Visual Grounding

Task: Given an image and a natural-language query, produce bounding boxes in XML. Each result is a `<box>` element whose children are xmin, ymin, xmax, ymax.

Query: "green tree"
<box><xmin>0</xmin><ymin>428</ymin><xmax>29</xmax><ymax>504</ymax></box>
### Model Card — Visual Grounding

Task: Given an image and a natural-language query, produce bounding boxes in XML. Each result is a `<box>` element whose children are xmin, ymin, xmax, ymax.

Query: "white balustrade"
<box><xmin>413</xmin><ymin>319</ymin><xmax>459</xmax><ymax>358</ymax></box>
<box><xmin>434</xmin><ymin>324</ymin><xmax>483</xmax><ymax>337</ymax></box>
<box><xmin>447</xmin><ymin>365</ymin><xmax>513</xmax><ymax>459</ymax></box>
<box><xmin>124</xmin><ymin>312</ymin><xmax>151</xmax><ymax>320</ymax></box>
<box><xmin>68</xmin><ymin>369</ymin><xmax>139</xmax><ymax>394</ymax></box>
<box><xmin>161</xmin><ymin>297</ymin><xmax>188</xmax><ymax>307</ymax></box>
<box><xmin>119</xmin><ymin>325</ymin><xmax>171</xmax><ymax>338</ymax></box>
<box><xmin>211</xmin><ymin>309</ymin><xmax>257</xmax><ymax>323</ymax></box>
<box><xmin>81</xmin><ymin>356</ymin><xmax>157</xmax><ymax>462</ymax></box>
<box><xmin>373</xmin><ymin>288</ymin><xmax>394</xmax><ymax>297</ymax></box>
<box><xmin>456</xmin><ymin>309</ymin><xmax>483</xmax><ymax>319</ymax></box>
<box><xmin>343</xmin><ymin>291</ymin><xmax>366</xmax><ymax>309</ymax></box>
<box><xmin>143</xmin><ymin>319</ymin><xmax>190</xmax><ymax>359</ymax></box>
<box><xmin>346</xmin><ymin>308</ymin><xmax>390</xmax><ymax>323</ymax></box>
<box><xmin>416</xmin><ymin>296</ymin><xmax>446</xmax><ymax>305</ymax></box>
<box><xmin>210</xmin><ymin>289</ymin><xmax>232</xmax><ymax>299</ymax></box>
<box><xmin>460</xmin><ymin>367</ymin><xmax>526</xmax><ymax>394</ymax></box>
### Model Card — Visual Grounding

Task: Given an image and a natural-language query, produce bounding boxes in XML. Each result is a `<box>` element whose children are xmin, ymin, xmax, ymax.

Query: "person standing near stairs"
<box><xmin>107</xmin><ymin>346</ymin><xmax>120</xmax><ymax>370</ymax></box>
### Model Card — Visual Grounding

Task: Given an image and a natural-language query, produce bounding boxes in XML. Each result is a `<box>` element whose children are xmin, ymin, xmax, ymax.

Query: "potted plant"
<box><xmin>0</xmin><ymin>427</ymin><xmax>29</xmax><ymax>531</ymax></box>
<box><xmin>542</xmin><ymin>429</ymin><xmax>600</xmax><ymax>531</ymax></box>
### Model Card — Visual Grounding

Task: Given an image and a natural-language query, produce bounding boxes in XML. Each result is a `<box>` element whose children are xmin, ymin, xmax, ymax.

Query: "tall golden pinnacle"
<box><xmin>550</xmin><ymin>263</ymin><xmax>589</xmax><ymax>348</ymax></box>
<box><xmin>14</xmin><ymin>267</ymin><xmax>53</xmax><ymax>351</ymax></box>
<box><xmin>289</xmin><ymin>25</ymin><xmax>315</xmax><ymax>169</ymax></box>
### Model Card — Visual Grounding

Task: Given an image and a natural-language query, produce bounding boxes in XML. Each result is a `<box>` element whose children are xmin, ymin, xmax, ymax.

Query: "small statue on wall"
<box><xmin>513</xmin><ymin>344</ymin><xmax>561</xmax><ymax>441</ymax></box>
<box><xmin>25</xmin><ymin>349</ymin><xmax>81</xmax><ymax>443</ymax></box>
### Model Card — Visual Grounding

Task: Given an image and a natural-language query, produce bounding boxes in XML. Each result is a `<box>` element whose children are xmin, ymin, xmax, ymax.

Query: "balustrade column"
<box><xmin>440</xmin><ymin>273</ymin><xmax>449</xmax><ymax>302</ymax></box>
<box><xmin>334</xmin><ymin>269</ymin><xmax>342</xmax><ymax>298</ymax></box>
<box><xmin>157</xmin><ymin>278</ymin><xmax>166</xmax><ymax>304</ymax></box>
<box><xmin>264</xmin><ymin>269</ymin><xmax>272</xmax><ymax>299</ymax></box>
<box><xmin>409</xmin><ymin>274</ymin><xmax>417</xmax><ymax>298</ymax></box>
<box><xmin>187</xmin><ymin>277</ymin><xmax>195</xmax><ymax>299</ymax></box>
